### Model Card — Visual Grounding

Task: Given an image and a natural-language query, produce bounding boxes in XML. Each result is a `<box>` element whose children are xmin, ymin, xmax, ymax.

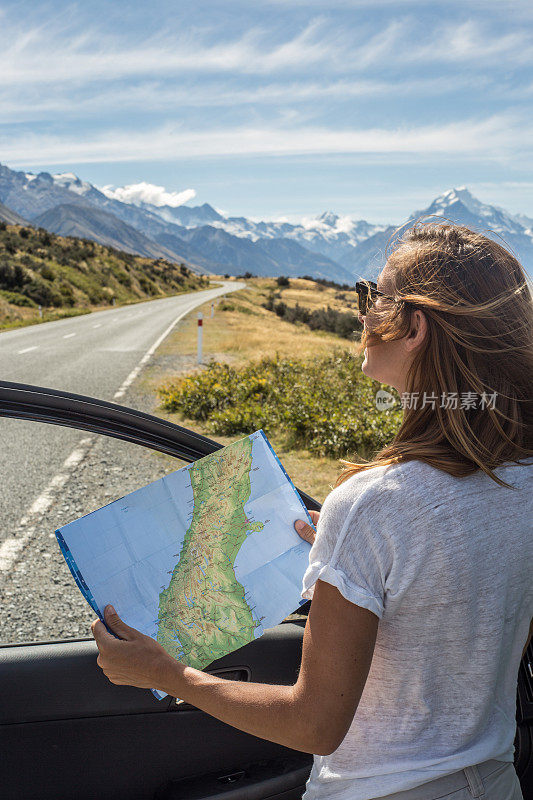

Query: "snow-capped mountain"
<box><xmin>139</xmin><ymin>198</ymin><xmax>387</xmax><ymax>273</ymax></box>
<box><xmin>48</xmin><ymin>171</ymin><xmax>93</xmax><ymax>197</ymax></box>
<box><xmin>409</xmin><ymin>186</ymin><xmax>533</xmax><ymax>279</ymax></box>
<box><xmin>211</xmin><ymin>211</ymin><xmax>388</xmax><ymax>270</ymax></box>
<box><xmin>414</xmin><ymin>187</ymin><xmax>529</xmax><ymax>238</ymax></box>
<box><xmin>0</xmin><ymin>162</ymin><xmax>532</xmax><ymax>281</ymax></box>
<box><xmin>140</xmin><ymin>202</ymin><xmax>224</xmax><ymax>228</ymax></box>
<box><xmin>0</xmin><ymin>166</ymin><xmax>91</xmax><ymax>220</ymax></box>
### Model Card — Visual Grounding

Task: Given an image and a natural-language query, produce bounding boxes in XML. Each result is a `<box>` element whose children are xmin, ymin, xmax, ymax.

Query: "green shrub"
<box><xmin>0</xmin><ymin>261</ymin><xmax>28</xmax><ymax>289</ymax></box>
<box><xmin>22</xmin><ymin>279</ymin><xmax>64</xmax><ymax>307</ymax></box>
<box><xmin>139</xmin><ymin>275</ymin><xmax>159</xmax><ymax>295</ymax></box>
<box><xmin>220</xmin><ymin>302</ymin><xmax>254</xmax><ymax>315</ymax></box>
<box><xmin>87</xmin><ymin>287</ymin><xmax>108</xmax><ymax>304</ymax></box>
<box><xmin>40</xmin><ymin>264</ymin><xmax>56</xmax><ymax>281</ymax></box>
<box><xmin>116</xmin><ymin>270</ymin><xmax>133</xmax><ymax>287</ymax></box>
<box><xmin>0</xmin><ymin>290</ymin><xmax>37</xmax><ymax>307</ymax></box>
<box><xmin>20</xmin><ymin>253</ymin><xmax>35</xmax><ymax>268</ymax></box>
<box><xmin>59</xmin><ymin>283</ymin><xmax>76</xmax><ymax>305</ymax></box>
<box><xmin>159</xmin><ymin>351</ymin><xmax>402</xmax><ymax>459</ymax></box>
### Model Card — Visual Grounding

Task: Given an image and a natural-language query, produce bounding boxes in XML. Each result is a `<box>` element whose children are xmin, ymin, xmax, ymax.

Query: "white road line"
<box><xmin>92</xmin><ymin>323</ymin><xmax>102</xmax><ymax>329</ymax></box>
<box><xmin>113</xmin><ymin>301</ymin><xmax>200</xmax><ymax>400</ymax></box>
<box><xmin>17</xmin><ymin>346</ymin><xmax>38</xmax><ymax>354</ymax></box>
<box><xmin>63</xmin><ymin>333</ymin><xmax>76</xmax><ymax>339</ymax></box>
<box><xmin>0</xmin><ymin>437</ymin><xmax>94</xmax><ymax>578</ymax></box>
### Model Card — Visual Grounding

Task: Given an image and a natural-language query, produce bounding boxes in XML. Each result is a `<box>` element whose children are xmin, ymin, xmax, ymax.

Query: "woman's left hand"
<box><xmin>294</xmin><ymin>510</ymin><xmax>319</xmax><ymax>545</ymax></box>
<box><xmin>91</xmin><ymin>605</ymin><xmax>173</xmax><ymax>689</ymax></box>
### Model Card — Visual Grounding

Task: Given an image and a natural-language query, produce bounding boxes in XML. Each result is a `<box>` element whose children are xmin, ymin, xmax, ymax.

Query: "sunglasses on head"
<box><xmin>355</xmin><ymin>280</ymin><xmax>398</xmax><ymax>316</ymax></box>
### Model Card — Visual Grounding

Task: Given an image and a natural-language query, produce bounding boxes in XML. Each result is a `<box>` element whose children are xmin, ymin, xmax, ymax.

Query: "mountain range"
<box><xmin>1</xmin><ymin>162</ymin><xmax>532</xmax><ymax>282</ymax></box>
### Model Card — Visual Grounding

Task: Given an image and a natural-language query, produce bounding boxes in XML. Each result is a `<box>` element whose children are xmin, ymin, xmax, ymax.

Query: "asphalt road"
<box><xmin>0</xmin><ymin>281</ymin><xmax>243</xmax><ymax>548</ymax></box>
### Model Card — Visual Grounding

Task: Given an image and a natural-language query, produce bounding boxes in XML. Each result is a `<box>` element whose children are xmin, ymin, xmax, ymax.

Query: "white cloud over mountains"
<box><xmin>101</xmin><ymin>182</ymin><xmax>196</xmax><ymax>207</ymax></box>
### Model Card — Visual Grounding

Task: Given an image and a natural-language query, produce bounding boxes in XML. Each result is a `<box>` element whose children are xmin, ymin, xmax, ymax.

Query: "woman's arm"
<box><xmin>92</xmin><ymin>578</ymin><xmax>379</xmax><ymax>756</ymax></box>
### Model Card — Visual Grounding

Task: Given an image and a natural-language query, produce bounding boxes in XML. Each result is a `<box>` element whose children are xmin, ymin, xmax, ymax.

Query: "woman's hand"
<box><xmin>91</xmin><ymin>605</ymin><xmax>174</xmax><ymax>689</ymax></box>
<box><xmin>294</xmin><ymin>510</ymin><xmax>320</xmax><ymax>545</ymax></box>
<box><xmin>89</xmin><ymin>526</ymin><xmax>379</xmax><ymax>757</ymax></box>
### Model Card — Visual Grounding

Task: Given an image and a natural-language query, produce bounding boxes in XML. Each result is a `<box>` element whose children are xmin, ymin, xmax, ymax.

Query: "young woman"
<box><xmin>92</xmin><ymin>222</ymin><xmax>532</xmax><ymax>800</ymax></box>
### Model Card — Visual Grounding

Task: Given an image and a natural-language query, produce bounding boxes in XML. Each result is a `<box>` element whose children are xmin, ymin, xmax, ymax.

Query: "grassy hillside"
<box><xmin>0</xmin><ymin>222</ymin><xmax>210</xmax><ymax>329</ymax></box>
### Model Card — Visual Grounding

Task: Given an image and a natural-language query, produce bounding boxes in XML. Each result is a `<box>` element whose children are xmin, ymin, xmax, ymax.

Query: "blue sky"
<box><xmin>1</xmin><ymin>0</ymin><xmax>532</xmax><ymax>223</ymax></box>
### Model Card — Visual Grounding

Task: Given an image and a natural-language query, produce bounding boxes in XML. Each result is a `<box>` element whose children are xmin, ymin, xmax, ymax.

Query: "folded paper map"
<box><xmin>56</xmin><ymin>430</ymin><xmax>314</xmax><ymax>700</ymax></box>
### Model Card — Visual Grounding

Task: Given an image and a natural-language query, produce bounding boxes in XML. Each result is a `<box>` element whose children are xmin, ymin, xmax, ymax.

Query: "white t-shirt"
<box><xmin>301</xmin><ymin>457</ymin><xmax>533</xmax><ymax>800</ymax></box>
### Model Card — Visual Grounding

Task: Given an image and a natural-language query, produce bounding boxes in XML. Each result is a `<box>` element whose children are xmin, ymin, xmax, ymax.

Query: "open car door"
<box><xmin>0</xmin><ymin>381</ymin><xmax>318</xmax><ymax>800</ymax></box>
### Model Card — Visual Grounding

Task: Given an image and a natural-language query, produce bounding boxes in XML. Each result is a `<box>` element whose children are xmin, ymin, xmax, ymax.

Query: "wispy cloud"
<box><xmin>0</xmin><ymin>74</ymin><xmax>497</xmax><ymax>122</ymax></box>
<box><xmin>0</xmin><ymin>18</ymin><xmax>343</xmax><ymax>84</ymax></box>
<box><xmin>0</xmin><ymin>13</ymin><xmax>531</xmax><ymax>90</ymax></box>
<box><xmin>399</xmin><ymin>19</ymin><xmax>532</xmax><ymax>65</ymax></box>
<box><xmin>2</xmin><ymin>113</ymin><xmax>527</xmax><ymax>165</ymax></box>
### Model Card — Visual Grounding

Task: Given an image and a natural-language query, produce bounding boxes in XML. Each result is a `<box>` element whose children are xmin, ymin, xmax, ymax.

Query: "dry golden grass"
<box><xmin>141</xmin><ymin>279</ymin><xmax>362</xmax><ymax>502</ymax></box>
<box><xmin>159</xmin><ymin>282</ymin><xmax>356</xmax><ymax>367</ymax></box>
<box><xmin>231</xmin><ymin>277</ymin><xmax>356</xmax><ymax>313</ymax></box>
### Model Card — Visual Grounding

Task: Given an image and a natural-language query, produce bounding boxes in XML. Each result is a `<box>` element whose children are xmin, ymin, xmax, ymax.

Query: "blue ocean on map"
<box><xmin>234</xmin><ymin>431</ymin><xmax>314</xmax><ymax>636</ymax></box>
<box><xmin>57</xmin><ymin>465</ymin><xmax>196</xmax><ymax>641</ymax></box>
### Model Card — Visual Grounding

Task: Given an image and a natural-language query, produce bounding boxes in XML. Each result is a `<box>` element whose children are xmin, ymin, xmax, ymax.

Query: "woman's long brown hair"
<box><xmin>336</xmin><ymin>221</ymin><xmax>533</xmax><ymax>490</ymax></box>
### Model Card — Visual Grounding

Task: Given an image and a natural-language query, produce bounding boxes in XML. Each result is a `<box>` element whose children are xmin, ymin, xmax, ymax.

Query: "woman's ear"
<box><xmin>406</xmin><ymin>310</ymin><xmax>427</xmax><ymax>350</ymax></box>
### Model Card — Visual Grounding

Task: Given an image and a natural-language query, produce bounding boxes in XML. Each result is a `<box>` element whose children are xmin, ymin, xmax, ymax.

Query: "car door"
<box><xmin>0</xmin><ymin>381</ymin><xmax>531</xmax><ymax>800</ymax></box>
<box><xmin>0</xmin><ymin>381</ymin><xmax>318</xmax><ymax>800</ymax></box>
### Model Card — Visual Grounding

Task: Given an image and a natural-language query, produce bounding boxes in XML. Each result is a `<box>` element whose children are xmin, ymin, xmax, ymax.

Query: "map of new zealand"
<box><xmin>56</xmin><ymin>430</ymin><xmax>313</xmax><ymax>699</ymax></box>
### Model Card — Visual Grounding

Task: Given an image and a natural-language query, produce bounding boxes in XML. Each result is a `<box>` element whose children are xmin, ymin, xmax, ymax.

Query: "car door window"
<box><xmin>0</xmin><ymin>423</ymin><xmax>187</xmax><ymax>645</ymax></box>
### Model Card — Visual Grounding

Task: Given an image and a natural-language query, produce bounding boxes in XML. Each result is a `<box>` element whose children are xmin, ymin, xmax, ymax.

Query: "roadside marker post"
<box><xmin>197</xmin><ymin>312</ymin><xmax>203</xmax><ymax>364</ymax></box>
<box><xmin>211</xmin><ymin>302</ymin><xmax>214</xmax><ymax>318</ymax></box>
<box><xmin>38</xmin><ymin>305</ymin><xmax>42</xmax><ymax>319</ymax></box>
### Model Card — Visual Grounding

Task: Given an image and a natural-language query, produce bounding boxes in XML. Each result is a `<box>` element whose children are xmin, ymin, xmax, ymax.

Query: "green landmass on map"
<box><xmin>157</xmin><ymin>435</ymin><xmax>264</xmax><ymax>668</ymax></box>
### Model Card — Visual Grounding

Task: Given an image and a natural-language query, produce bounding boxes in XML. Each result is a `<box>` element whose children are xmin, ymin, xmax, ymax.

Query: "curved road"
<box><xmin>0</xmin><ymin>281</ymin><xmax>243</xmax><ymax>547</ymax></box>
